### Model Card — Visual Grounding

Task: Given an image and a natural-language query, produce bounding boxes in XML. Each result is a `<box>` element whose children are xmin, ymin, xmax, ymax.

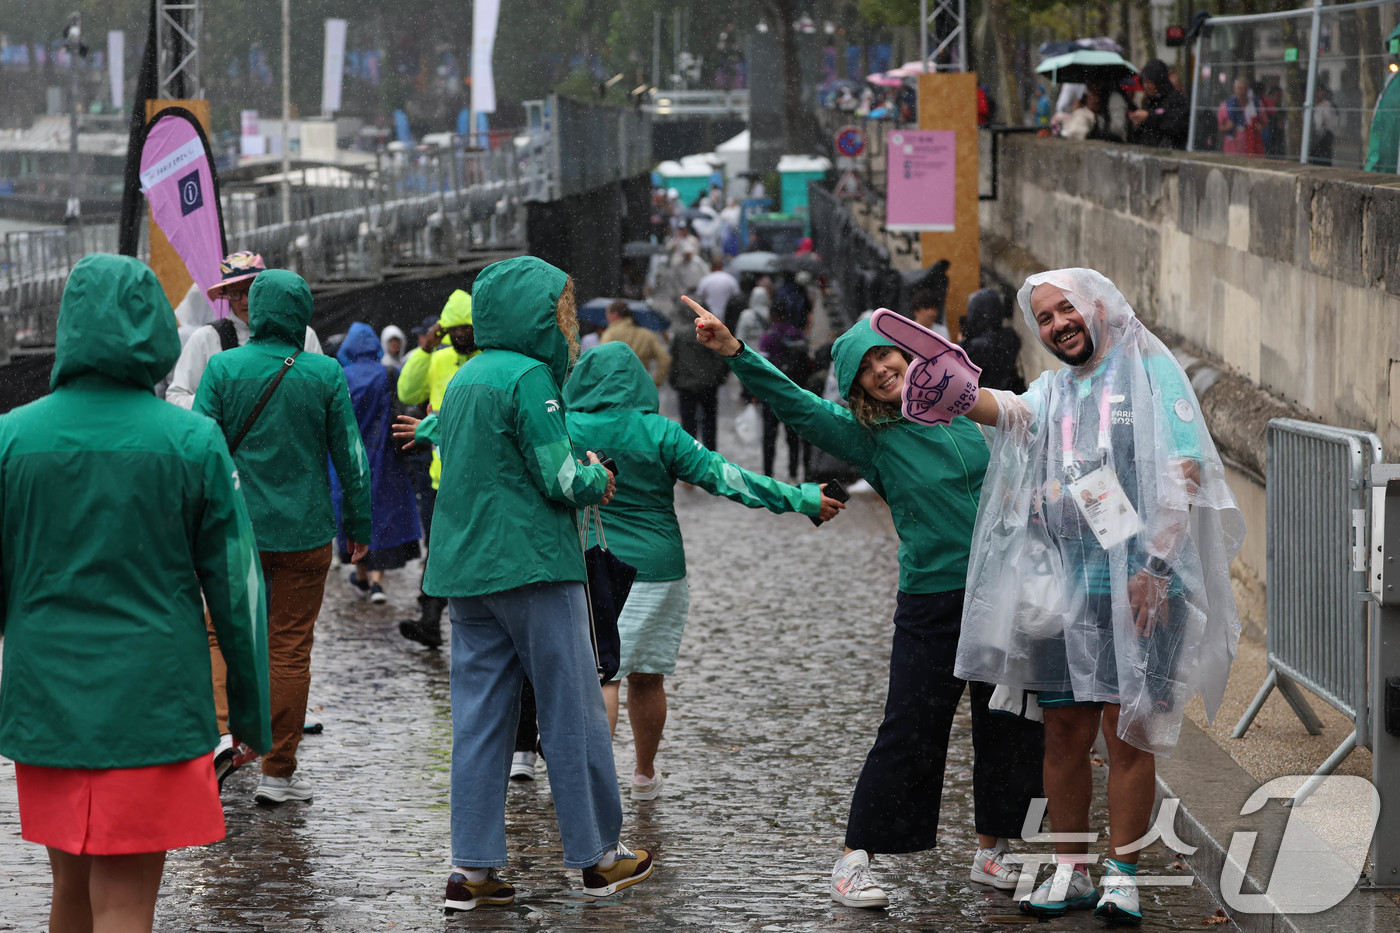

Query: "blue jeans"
<box><xmin>448</xmin><ymin>582</ymin><xmax>623</xmax><ymax>868</ymax></box>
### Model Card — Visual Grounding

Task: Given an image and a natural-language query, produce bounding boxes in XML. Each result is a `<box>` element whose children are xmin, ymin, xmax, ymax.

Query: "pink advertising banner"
<box><xmin>885</xmin><ymin>130</ymin><xmax>956</xmax><ymax>232</ymax></box>
<box><xmin>138</xmin><ymin>109</ymin><xmax>229</xmax><ymax>317</ymax></box>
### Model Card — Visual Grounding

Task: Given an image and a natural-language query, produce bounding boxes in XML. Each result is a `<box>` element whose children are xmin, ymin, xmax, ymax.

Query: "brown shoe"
<box><xmin>444</xmin><ymin>869</ymin><xmax>515</xmax><ymax>914</ymax></box>
<box><xmin>581</xmin><ymin>843</ymin><xmax>654</xmax><ymax>896</ymax></box>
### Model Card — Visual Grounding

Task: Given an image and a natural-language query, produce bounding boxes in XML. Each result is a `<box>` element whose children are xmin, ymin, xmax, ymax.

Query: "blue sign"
<box><xmin>178</xmin><ymin>169</ymin><xmax>203</xmax><ymax>216</ymax></box>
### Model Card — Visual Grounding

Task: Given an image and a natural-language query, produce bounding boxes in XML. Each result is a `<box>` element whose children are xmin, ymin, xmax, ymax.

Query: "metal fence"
<box><xmin>549</xmin><ymin>94</ymin><xmax>652</xmax><ymax>202</ymax></box>
<box><xmin>1233</xmin><ymin>418</ymin><xmax>1383</xmax><ymax>803</ymax></box>
<box><xmin>1188</xmin><ymin>0</ymin><xmax>1400</xmax><ymax>169</ymax></box>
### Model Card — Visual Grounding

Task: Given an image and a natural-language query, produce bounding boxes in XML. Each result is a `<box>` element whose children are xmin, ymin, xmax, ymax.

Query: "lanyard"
<box><xmin>1060</xmin><ymin>362</ymin><xmax>1117</xmax><ymax>477</ymax></box>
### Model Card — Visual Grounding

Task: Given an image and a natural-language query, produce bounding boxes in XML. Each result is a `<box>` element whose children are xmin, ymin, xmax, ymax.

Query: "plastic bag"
<box><xmin>734</xmin><ymin>402</ymin><xmax>762</xmax><ymax>448</ymax></box>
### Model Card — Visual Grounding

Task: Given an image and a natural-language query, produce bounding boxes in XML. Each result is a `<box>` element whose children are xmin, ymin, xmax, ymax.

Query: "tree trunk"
<box><xmin>986</xmin><ymin>0</ymin><xmax>1020</xmax><ymax>125</ymax></box>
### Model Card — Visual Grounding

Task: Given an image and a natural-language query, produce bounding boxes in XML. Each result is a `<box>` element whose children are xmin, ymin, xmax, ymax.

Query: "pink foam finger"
<box><xmin>870</xmin><ymin>309</ymin><xmax>981</xmax><ymax>378</ymax></box>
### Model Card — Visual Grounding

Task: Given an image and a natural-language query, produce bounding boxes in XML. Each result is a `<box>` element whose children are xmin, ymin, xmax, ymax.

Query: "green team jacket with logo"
<box><xmin>564</xmin><ymin>341</ymin><xmax>821</xmax><ymax>582</ymax></box>
<box><xmin>424</xmin><ymin>256</ymin><xmax>611</xmax><ymax>598</ymax></box>
<box><xmin>0</xmin><ymin>254</ymin><xmax>271</xmax><ymax>768</ymax></box>
<box><xmin>195</xmin><ymin>269</ymin><xmax>371</xmax><ymax>552</ymax></box>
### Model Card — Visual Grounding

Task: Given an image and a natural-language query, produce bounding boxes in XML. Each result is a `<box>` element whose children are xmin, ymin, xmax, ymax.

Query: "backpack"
<box><xmin>212</xmin><ymin>317</ymin><xmax>240</xmax><ymax>352</ymax></box>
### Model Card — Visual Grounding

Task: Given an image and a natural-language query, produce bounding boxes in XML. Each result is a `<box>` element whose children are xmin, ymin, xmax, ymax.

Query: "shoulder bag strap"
<box><xmin>228</xmin><ymin>350</ymin><xmax>302</xmax><ymax>454</ymax></box>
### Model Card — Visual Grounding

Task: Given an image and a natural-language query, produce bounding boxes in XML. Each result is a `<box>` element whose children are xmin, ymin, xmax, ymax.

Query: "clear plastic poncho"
<box><xmin>955</xmin><ymin>269</ymin><xmax>1244</xmax><ymax>755</ymax></box>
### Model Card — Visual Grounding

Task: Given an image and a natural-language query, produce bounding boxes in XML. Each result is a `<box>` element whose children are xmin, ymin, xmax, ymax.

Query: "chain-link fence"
<box><xmin>1189</xmin><ymin>0</ymin><xmax>1400</xmax><ymax>170</ymax></box>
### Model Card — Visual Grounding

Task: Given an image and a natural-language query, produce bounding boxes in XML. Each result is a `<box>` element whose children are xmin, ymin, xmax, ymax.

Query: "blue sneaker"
<box><xmin>1019</xmin><ymin>863</ymin><xmax>1098</xmax><ymax>917</ymax></box>
<box><xmin>1094</xmin><ymin>863</ymin><xmax>1143</xmax><ymax>925</ymax></box>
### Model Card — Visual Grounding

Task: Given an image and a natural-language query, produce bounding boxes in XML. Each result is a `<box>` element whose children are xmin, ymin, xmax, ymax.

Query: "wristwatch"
<box><xmin>726</xmin><ymin>340</ymin><xmax>746</xmax><ymax>359</ymax></box>
<box><xmin>1145</xmin><ymin>556</ymin><xmax>1171</xmax><ymax>577</ymax></box>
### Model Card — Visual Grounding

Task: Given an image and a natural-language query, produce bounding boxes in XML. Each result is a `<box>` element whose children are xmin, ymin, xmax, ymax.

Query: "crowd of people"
<box><xmin>0</xmin><ymin>228</ymin><xmax>1242</xmax><ymax>928</ymax></box>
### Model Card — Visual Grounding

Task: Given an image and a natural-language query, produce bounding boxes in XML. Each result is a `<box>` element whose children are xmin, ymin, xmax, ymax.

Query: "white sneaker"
<box><xmin>212</xmin><ymin>733</ymin><xmax>240</xmax><ymax>788</ymax></box>
<box><xmin>253</xmin><ymin>774</ymin><xmax>314</xmax><ymax>805</ymax></box>
<box><xmin>970</xmin><ymin>842</ymin><xmax>1022</xmax><ymax>891</ymax></box>
<box><xmin>1094</xmin><ymin>863</ymin><xmax>1142</xmax><ymax>925</ymax></box>
<box><xmin>509</xmin><ymin>751</ymin><xmax>537</xmax><ymax>781</ymax></box>
<box><xmin>303</xmin><ymin>709</ymin><xmax>323</xmax><ymax>734</ymax></box>
<box><xmin>630</xmin><ymin>771</ymin><xmax>664</xmax><ymax>800</ymax></box>
<box><xmin>830</xmin><ymin>850</ymin><xmax>890</xmax><ymax>908</ymax></box>
<box><xmin>1019</xmin><ymin>863</ymin><xmax>1097</xmax><ymax>917</ymax></box>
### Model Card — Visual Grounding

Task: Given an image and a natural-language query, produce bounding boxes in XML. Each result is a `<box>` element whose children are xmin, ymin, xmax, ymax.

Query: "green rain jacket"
<box><xmin>1366</xmin><ymin>70</ymin><xmax>1400</xmax><ymax>175</ymax></box>
<box><xmin>0</xmin><ymin>254</ymin><xmax>271</xmax><ymax>768</ymax></box>
<box><xmin>424</xmin><ymin>256</ymin><xmax>611</xmax><ymax>598</ymax></box>
<box><xmin>195</xmin><ymin>269</ymin><xmax>371</xmax><ymax>552</ymax></box>
<box><xmin>727</xmin><ymin>319</ymin><xmax>989</xmax><ymax>594</ymax></box>
<box><xmin>565</xmin><ymin>342</ymin><xmax>821</xmax><ymax>581</ymax></box>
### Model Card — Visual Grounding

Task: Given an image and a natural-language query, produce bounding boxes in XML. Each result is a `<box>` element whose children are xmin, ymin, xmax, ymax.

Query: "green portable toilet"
<box><xmin>777</xmin><ymin>154</ymin><xmax>832</xmax><ymax>232</ymax></box>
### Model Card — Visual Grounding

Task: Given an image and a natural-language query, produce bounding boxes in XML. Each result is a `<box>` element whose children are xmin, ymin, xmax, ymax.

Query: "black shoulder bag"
<box><xmin>227</xmin><ymin>351</ymin><xmax>302</xmax><ymax>454</ymax></box>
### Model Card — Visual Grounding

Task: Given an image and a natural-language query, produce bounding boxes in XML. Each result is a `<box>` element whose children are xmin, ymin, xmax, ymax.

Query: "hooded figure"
<box><xmin>735</xmin><ymin>285</ymin><xmax>772</xmax><ymax>350</ymax></box>
<box><xmin>693</xmin><ymin>305</ymin><xmax>1044</xmax><ymax>906</ymax></box>
<box><xmin>194</xmin><ymin>269</ymin><xmax>372</xmax><ymax>803</ymax></box>
<box><xmin>959</xmin><ymin>288</ymin><xmax>1026</xmax><ymax>393</ymax></box>
<box><xmin>0</xmin><ymin>255</ymin><xmax>270</xmax><ymax>863</ymax></box>
<box><xmin>1365</xmin><ymin>25</ymin><xmax>1400</xmax><ymax>175</ymax></box>
<box><xmin>956</xmin><ymin>268</ymin><xmax>1244</xmax><ymax>755</ymax></box>
<box><xmin>333</xmin><ymin>323</ymin><xmax>422</xmax><ymax>571</ymax></box>
<box><xmin>422</xmin><ymin>256</ymin><xmax>654</xmax><ymax>894</ymax></box>
<box><xmin>380</xmin><ymin>324</ymin><xmax>406</xmax><ymax>370</ymax></box>
<box><xmin>564</xmin><ymin>340</ymin><xmax>825</xmax><ymax>795</ymax></box>
<box><xmin>425</xmin><ymin>289</ymin><xmax>480</xmax><ymax>488</ymax></box>
<box><xmin>196</xmin><ymin>270</ymin><xmax>371</xmax><ymax>553</ymax></box>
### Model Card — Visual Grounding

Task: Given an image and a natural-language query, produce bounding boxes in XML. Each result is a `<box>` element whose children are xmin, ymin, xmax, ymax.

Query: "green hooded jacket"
<box><xmin>565</xmin><ymin>342</ymin><xmax>821</xmax><ymax>581</ymax></box>
<box><xmin>195</xmin><ymin>269</ymin><xmax>371</xmax><ymax>552</ymax></box>
<box><xmin>0</xmin><ymin>254</ymin><xmax>271</xmax><ymax>768</ymax></box>
<box><xmin>424</xmin><ymin>256</ymin><xmax>611</xmax><ymax>598</ymax></box>
<box><xmin>728</xmin><ymin>319</ymin><xmax>990</xmax><ymax>594</ymax></box>
<box><xmin>1366</xmin><ymin>70</ymin><xmax>1400</xmax><ymax>175</ymax></box>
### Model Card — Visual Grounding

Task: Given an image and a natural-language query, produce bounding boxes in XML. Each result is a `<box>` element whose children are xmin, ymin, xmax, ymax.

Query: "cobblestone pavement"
<box><xmin>0</xmin><ymin>388</ymin><xmax>1230</xmax><ymax>931</ymax></box>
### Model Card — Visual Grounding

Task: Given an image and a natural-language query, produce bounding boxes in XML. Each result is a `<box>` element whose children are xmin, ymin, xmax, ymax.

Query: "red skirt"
<box><xmin>15</xmin><ymin>755</ymin><xmax>225</xmax><ymax>855</ymax></box>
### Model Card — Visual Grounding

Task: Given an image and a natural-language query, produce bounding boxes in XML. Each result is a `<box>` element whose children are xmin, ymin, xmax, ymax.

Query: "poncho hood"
<box><xmin>51</xmin><ymin>254</ymin><xmax>179</xmax><ymax>391</ymax></box>
<box><xmin>832</xmin><ymin>318</ymin><xmax>897</xmax><ymax>400</ymax></box>
<box><xmin>439</xmin><ymin>289</ymin><xmax>473</xmax><ymax>328</ymax></box>
<box><xmin>471</xmin><ymin>256</ymin><xmax>572</xmax><ymax>385</ymax></box>
<box><xmin>248</xmin><ymin>269</ymin><xmax>313</xmax><ymax>346</ymax></box>
<box><xmin>1017</xmin><ymin>267</ymin><xmax>1134</xmax><ymax>373</ymax></box>
<box><xmin>564</xmin><ymin>341</ymin><xmax>658</xmax><ymax>415</ymax></box>
<box><xmin>338</xmin><ymin>321</ymin><xmax>384</xmax><ymax>365</ymax></box>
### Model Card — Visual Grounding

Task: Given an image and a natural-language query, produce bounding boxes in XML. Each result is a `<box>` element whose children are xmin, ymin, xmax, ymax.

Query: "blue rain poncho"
<box><xmin>955</xmin><ymin>268</ymin><xmax>1244</xmax><ymax>755</ymax></box>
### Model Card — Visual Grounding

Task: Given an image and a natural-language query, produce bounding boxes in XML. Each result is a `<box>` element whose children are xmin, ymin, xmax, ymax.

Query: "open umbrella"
<box><xmin>1035</xmin><ymin>49</ymin><xmax>1137</xmax><ymax>85</ymax></box>
<box><xmin>579</xmin><ymin>298</ymin><xmax>669</xmax><ymax>334</ymax></box>
<box><xmin>865</xmin><ymin>72</ymin><xmax>905</xmax><ymax>88</ymax></box>
<box><xmin>725</xmin><ymin>251</ymin><xmax>781</xmax><ymax>276</ymax></box>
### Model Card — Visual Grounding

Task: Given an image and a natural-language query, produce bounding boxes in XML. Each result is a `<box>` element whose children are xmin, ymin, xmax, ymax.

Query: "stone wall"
<box><xmin>978</xmin><ymin>136</ymin><xmax>1400</xmax><ymax>609</ymax></box>
<box><xmin>980</xmin><ymin>136</ymin><xmax>1400</xmax><ymax>452</ymax></box>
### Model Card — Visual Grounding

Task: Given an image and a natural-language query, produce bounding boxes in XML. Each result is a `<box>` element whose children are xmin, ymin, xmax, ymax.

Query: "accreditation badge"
<box><xmin>1068</xmin><ymin>467</ymin><xmax>1143</xmax><ymax>549</ymax></box>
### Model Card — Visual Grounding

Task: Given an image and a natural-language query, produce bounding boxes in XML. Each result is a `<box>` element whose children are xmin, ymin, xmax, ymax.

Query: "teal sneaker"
<box><xmin>1019</xmin><ymin>863</ymin><xmax>1098</xmax><ymax>917</ymax></box>
<box><xmin>1094</xmin><ymin>862</ymin><xmax>1143</xmax><ymax>925</ymax></box>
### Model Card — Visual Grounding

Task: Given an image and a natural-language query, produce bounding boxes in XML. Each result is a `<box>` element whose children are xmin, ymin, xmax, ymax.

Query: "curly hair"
<box><xmin>555</xmin><ymin>277</ymin><xmax>579</xmax><ymax>364</ymax></box>
<box><xmin>847</xmin><ymin>386</ymin><xmax>903</xmax><ymax>427</ymax></box>
<box><xmin>845</xmin><ymin>347</ymin><xmax>912</xmax><ymax>428</ymax></box>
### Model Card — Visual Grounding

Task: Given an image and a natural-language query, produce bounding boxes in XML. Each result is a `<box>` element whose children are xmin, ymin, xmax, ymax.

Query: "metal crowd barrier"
<box><xmin>1233</xmin><ymin>418</ymin><xmax>1383</xmax><ymax>804</ymax></box>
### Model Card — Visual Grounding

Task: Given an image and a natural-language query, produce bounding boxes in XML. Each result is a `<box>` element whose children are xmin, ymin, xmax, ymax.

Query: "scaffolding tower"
<box><xmin>921</xmin><ymin>0</ymin><xmax>968</xmax><ymax>72</ymax></box>
<box><xmin>156</xmin><ymin>0</ymin><xmax>201</xmax><ymax>99</ymax></box>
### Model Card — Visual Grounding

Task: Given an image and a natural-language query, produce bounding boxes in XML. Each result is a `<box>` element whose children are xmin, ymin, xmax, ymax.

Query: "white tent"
<box><xmin>713</xmin><ymin>130</ymin><xmax>750</xmax><ymax>177</ymax></box>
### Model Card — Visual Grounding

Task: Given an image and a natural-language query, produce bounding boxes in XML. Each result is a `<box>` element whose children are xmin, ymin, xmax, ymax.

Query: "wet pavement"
<box><xmin>0</xmin><ymin>388</ymin><xmax>1232</xmax><ymax>931</ymax></box>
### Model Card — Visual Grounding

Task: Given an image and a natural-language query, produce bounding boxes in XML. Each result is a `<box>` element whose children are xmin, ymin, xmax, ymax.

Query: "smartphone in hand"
<box><xmin>810</xmin><ymin>477</ymin><xmax>851</xmax><ymax>526</ymax></box>
<box><xmin>596</xmin><ymin>451</ymin><xmax>618</xmax><ymax>476</ymax></box>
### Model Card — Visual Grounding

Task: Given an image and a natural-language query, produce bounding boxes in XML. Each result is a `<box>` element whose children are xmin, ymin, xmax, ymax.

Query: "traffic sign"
<box><xmin>834</xmin><ymin>125</ymin><xmax>866</xmax><ymax>159</ymax></box>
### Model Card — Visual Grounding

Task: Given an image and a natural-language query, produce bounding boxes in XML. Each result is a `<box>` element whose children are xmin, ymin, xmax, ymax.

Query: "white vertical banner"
<box><xmin>472</xmin><ymin>0</ymin><xmax>500</xmax><ymax>114</ymax></box>
<box><xmin>321</xmin><ymin>18</ymin><xmax>348</xmax><ymax>116</ymax></box>
<box><xmin>108</xmin><ymin>30</ymin><xmax>125</xmax><ymax>110</ymax></box>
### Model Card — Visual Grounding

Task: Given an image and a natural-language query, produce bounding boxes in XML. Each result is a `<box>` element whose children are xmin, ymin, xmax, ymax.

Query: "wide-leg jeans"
<box><xmin>448</xmin><ymin>582</ymin><xmax>623</xmax><ymax>868</ymax></box>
